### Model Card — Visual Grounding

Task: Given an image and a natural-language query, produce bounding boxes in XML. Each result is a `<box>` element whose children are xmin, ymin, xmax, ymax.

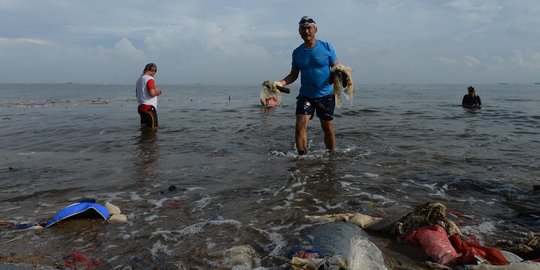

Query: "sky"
<box><xmin>1</xmin><ymin>0</ymin><xmax>540</xmax><ymax>84</ymax></box>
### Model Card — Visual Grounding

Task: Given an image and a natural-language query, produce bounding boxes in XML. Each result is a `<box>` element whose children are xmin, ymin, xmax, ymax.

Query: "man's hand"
<box><xmin>273</xmin><ymin>81</ymin><xmax>290</xmax><ymax>94</ymax></box>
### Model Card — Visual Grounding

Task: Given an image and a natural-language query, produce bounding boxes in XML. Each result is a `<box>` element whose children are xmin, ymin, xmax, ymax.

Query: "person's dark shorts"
<box><xmin>138</xmin><ymin>104</ymin><xmax>158</xmax><ymax>128</ymax></box>
<box><xmin>295</xmin><ymin>94</ymin><xmax>335</xmax><ymax>121</ymax></box>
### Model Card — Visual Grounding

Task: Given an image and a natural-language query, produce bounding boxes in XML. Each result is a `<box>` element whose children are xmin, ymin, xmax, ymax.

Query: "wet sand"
<box><xmin>0</xmin><ymin>240</ymin><xmax>440</xmax><ymax>270</ymax></box>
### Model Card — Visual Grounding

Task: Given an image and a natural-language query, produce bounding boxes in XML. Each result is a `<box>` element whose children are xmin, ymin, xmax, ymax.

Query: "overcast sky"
<box><xmin>1</xmin><ymin>0</ymin><xmax>539</xmax><ymax>84</ymax></box>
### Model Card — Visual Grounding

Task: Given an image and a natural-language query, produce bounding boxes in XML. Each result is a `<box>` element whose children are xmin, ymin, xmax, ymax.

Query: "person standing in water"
<box><xmin>462</xmin><ymin>85</ymin><xmax>482</xmax><ymax>108</ymax></box>
<box><xmin>274</xmin><ymin>16</ymin><xmax>340</xmax><ymax>155</ymax></box>
<box><xmin>135</xmin><ymin>63</ymin><xmax>162</xmax><ymax>129</ymax></box>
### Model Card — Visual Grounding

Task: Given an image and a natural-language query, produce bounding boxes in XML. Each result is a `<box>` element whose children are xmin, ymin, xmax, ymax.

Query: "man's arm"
<box><xmin>147</xmin><ymin>79</ymin><xmax>162</xmax><ymax>97</ymax></box>
<box><xmin>148</xmin><ymin>87</ymin><xmax>162</xmax><ymax>97</ymax></box>
<box><xmin>278</xmin><ymin>67</ymin><xmax>300</xmax><ymax>86</ymax></box>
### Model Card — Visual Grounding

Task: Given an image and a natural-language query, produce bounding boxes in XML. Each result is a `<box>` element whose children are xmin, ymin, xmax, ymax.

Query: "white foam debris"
<box><xmin>129</xmin><ymin>192</ymin><xmax>142</xmax><ymax>201</ymax></box>
<box><xmin>148</xmin><ymin>198</ymin><xmax>169</xmax><ymax>207</ymax></box>
<box><xmin>186</xmin><ymin>186</ymin><xmax>205</xmax><ymax>192</ymax></box>
<box><xmin>144</xmin><ymin>215</ymin><xmax>161</xmax><ymax>222</ymax></box>
<box><xmin>267</xmin><ymin>232</ymin><xmax>287</xmax><ymax>257</ymax></box>
<box><xmin>339</xmin><ymin>181</ymin><xmax>352</xmax><ymax>189</ymax></box>
<box><xmin>151</xmin><ymin>230</ymin><xmax>176</xmax><ymax>241</ymax></box>
<box><xmin>325</xmin><ymin>202</ymin><xmax>344</xmax><ymax>209</ymax></box>
<box><xmin>363</xmin><ymin>172</ymin><xmax>379</xmax><ymax>178</ymax></box>
<box><xmin>461</xmin><ymin>221</ymin><xmax>497</xmax><ymax>236</ymax></box>
<box><xmin>150</xmin><ymin>240</ymin><xmax>172</xmax><ymax>256</ymax></box>
<box><xmin>191</xmin><ymin>195</ymin><xmax>213</xmax><ymax>212</ymax></box>
<box><xmin>176</xmin><ymin>219</ymin><xmax>243</xmax><ymax>236</ymax></box>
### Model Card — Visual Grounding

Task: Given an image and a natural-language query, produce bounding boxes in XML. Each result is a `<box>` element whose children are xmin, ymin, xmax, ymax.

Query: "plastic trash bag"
<box><xmin>399</xmin><ymin>224</ymin><xmax>459</xmax><ymax>265</ymax></box>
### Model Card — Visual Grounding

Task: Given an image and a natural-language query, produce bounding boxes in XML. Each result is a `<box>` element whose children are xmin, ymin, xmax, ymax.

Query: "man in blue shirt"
<box><xmin>276</xmin><ymin>16</ymin><xmax>340</xmax><ymax>155</ymax></box>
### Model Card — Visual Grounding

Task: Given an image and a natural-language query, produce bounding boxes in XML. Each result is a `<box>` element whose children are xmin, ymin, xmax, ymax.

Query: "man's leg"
<box><xmin>139</xmin><ymin>108</ymin><xmax>158</xmax><ymax>130</ymax></box>
<box><xmin>314</xmin><ymin>95</ymin><xmax>336</xmax><ymax>151</ymax></box>
<box><xmin>295</xmin><ymin>114</ymin><xmax>310</xmax><ymax>155</ymax></box>
<box><xmin>320</xmin><ymin>119</ymin><xmax>335</xmax><ymax>150</ymax></box>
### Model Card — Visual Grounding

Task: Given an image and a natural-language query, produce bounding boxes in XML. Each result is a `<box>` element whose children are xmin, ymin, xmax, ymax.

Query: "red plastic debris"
<box><xmin>399</xmin><ymin>224</ymin><xmax>459</xmax><ymax>265</ymax></box>
<box><xmin>165</xmin><ymin>200</ymin><xmax>182</xmax><ymax>209</ymax></box>
<box><xmin>450</xmin><ymin>234</ymin><xmax>508</xmax><ymax>265</ymax></box>
<box><xmin>64</xmin><ymin>252</ymin><xmax>102</xmax><ymax>269</ymax></box>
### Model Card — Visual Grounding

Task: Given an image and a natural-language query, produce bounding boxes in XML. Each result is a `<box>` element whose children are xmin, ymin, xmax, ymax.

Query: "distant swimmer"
<box><xmin>462</xmin><ymin>86</ymin><xmax>481</xmax><ymax>108</ymax></box>
<box><xmin>135</xmin><ymin>63</ymin><xmax>162</xmax><ymax>129</ymax></box>
<box><xmin>271</xmin><ymin>16</ymin><xmax>350</xmax><ymax>155</ymax></box>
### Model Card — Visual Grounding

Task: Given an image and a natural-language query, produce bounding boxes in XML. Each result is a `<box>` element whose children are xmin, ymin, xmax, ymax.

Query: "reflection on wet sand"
<box><xmin>282</xmin><ymin>156</ymin><xmax>341</xmax><ymax>220</ymax></box>
<box><xmin>134</xmin><ymin>130</ymin><xmax>159</xmax><ymax>183</ymax></box>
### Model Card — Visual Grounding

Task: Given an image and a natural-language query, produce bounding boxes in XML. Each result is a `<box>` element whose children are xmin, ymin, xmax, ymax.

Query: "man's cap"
<box><xmin>467</xmin><ymin>86</ymin><xmax>475</xmax><ymax>91</ymax></box>
<box><xmin>299</xmin><ymin>16</ymin><xmax>316</xmax><ymax>26</ymax></box>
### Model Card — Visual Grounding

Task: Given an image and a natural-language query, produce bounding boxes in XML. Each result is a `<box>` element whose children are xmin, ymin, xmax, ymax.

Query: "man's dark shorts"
<box><xmin>138</xmin><ymin>104</ymin><xmax>158</xmax><ymax>128</ymax></box>
<box><xmin>295</xmin><ymin>94</ymin><xmax>335</xmax><ymax>121</ymax></box>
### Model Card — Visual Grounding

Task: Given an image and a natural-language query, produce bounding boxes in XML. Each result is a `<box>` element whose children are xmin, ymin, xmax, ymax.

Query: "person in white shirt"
<box><xmin>135</xmin><ymin>63</ymin><xmax>162</xmax><ymax>129</ymax></box>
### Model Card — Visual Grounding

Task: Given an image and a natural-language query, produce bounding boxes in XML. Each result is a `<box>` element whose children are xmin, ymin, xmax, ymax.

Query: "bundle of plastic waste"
<box><xmin>288</xmin><ymin>222</ymin><xmax>387</xmax><ymax>270</ymax></box>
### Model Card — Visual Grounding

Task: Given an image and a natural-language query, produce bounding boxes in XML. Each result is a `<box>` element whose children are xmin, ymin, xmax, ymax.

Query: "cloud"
<box><xmin>438</xmin><ymin>58</ymin><xmax>459</xmax><ymax>65</ymax></box>
<box><xmin>512</xmin><ymin>49</ymin><xmax>540</xmax><ymax>69</ymax></box>
<box><xmin>0</xmin><ymin>37</ymin><xmax>53</xmax><ymax>46</ymax></box>
<box><xmin>2</xmin><ymin>0</ymin><xmax>540</xmax><ymax>83</ymax></box>
<box><xmin>464</xmin><ymin>56</ymin><xmax>481</xmax><ymax>67</ymax></box>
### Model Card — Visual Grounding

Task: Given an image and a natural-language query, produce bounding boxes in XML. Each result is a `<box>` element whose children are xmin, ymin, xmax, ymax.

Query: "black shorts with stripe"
<box><xmin>138</xmin><ymin>104</ymin><xmax>158</xmax><ymax>128</ymax></box>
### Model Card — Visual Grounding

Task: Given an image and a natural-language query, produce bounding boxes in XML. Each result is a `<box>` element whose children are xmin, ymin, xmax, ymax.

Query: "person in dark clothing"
<box><xmin>462</xmin><ymin>86</ymin><xmax>482</xmax><ymax>108</ymax></box>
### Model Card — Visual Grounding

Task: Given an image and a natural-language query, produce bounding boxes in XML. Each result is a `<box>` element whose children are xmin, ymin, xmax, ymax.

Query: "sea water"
<box><xmin>0</xmin><ymin>83</ymin><xmax>539</xmax><ymax>269</ymax></box>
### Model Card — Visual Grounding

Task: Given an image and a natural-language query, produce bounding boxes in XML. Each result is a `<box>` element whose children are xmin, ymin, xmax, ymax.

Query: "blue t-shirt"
<box><xmin>292</xmin><ymin>40</ymin><xmax>338</xmax><ymax>98</ymax></box>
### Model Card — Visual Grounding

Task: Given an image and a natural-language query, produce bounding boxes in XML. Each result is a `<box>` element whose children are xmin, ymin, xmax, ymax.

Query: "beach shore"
<box><xmin>0</xmin><ymin>242</ymin><xmax>444</xmax><ymax>270</ymax></box>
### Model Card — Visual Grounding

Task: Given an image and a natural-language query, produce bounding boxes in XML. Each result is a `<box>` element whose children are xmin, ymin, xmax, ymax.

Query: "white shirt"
<box><xmin>135</xmin><ymin>74</ymin><xmax>158</xmax><ymax>108</ymax></box>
